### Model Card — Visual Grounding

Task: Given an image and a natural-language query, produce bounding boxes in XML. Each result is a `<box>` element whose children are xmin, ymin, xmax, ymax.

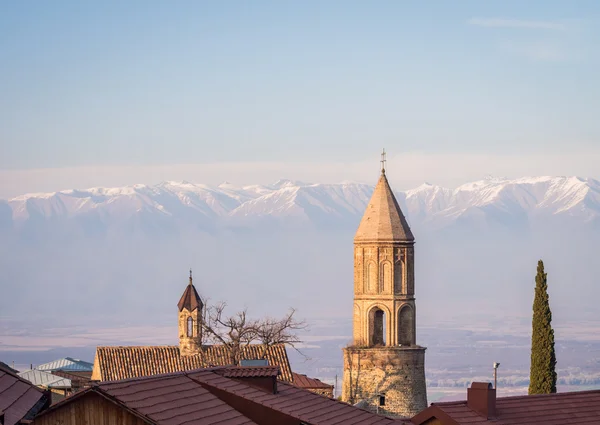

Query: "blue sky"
<box><xmin>1</xmin><ymin>1</ymin><xmax>599</xmax><ymax>195</ymax></box>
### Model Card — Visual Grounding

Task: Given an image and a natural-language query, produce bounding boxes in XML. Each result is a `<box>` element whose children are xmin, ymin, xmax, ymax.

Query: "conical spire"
<box><xmin>354</xmin><ymin>154</ymin><xmax>414</xmax><ymax>243</ymax></box>
<box><xmin>177</xmin><ymin>269</ymin><xmax>203</xmax><ymax>312</ymax></box>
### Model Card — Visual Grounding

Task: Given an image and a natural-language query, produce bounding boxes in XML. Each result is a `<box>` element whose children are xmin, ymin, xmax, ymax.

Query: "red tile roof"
<box><xmin>93</xmin><ymin>344</ymin><xmax>293</xmax><ymax>382</ymax></box>
<box><xmin>39</xmin><ymin>367</ymin><xmax>409</xmax><ymax>425</ymax></box>
<box><xmin>0</xmin><ymin>363</ymin><xmax>49</xmax><ymax>425</ymax></box>
<box><xmin>218</xmin><ymin>366</ymin><xmax>280</xmax><ymax>378</ymax></box>
<box><xmin>52</xmin><ymin>370</ymin><xmax>92</xmax><ymax>386</ymax></box>
<box><xmin>292</xmin><ymin>372</ymin><xmax>333</xmax><ymax>390</ymax></box>
<box><xmin>413</xmin><ymin>389</ymin><xmax>600</xmax><ymax>425</ymax></box>
<box><xmin>39</xmin><ymin>370</ymin><xmax>256</xmax><ymax>425</ymax></box>
<box><xmin>189</xmin><ymin>368</ymin><xmax>408</xmax><ymax>425</ymax></box>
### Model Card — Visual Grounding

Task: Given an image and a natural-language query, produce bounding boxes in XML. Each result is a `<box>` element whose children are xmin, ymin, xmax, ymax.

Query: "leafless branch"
<box><xmin>200</xmin><ymin>303</ymin><xmax>308</xmax><ymax>365</ymax></box>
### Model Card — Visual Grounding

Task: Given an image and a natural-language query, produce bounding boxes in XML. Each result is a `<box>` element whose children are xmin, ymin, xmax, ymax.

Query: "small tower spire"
<box><xmin>189</xmin><ymin>268</ymin><xmax>193</xmax><ymax>285</ymax></box>
<box><xmin>380</xmin><ymin>148</ymin><xmax>387</xmax><ymax>174</ymax></box>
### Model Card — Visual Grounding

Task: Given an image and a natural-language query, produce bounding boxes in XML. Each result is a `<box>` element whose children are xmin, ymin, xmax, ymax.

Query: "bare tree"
<box><xmin>201</xmin><ymin>303</ymin><xmax>308</xmax><ymax>365</ymax></box>
<box><xmin>202</xmin><ymin>302</ymin><xmax>259</xmax><ymax>365</ymax></box>
<box><xmin>255</xmin><ymin>308</ymin><xmax>308</xmax><ymax>358</ymax></box>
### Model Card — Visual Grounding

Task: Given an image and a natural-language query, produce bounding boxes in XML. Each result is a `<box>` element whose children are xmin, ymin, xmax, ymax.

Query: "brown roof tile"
<box><xmin>414</xmin><ymin>389</ymin><xmax>600</xmax><ymax>425</ymax></box>
<box><xmin>292</xmin><ymin>372</ymin><xmax>333</xmax><ymax>390</ymax></box>
<box><xmin>38</xmin><ymin>367</ymin><xmax>409</xmax><ymax>425</ymax></box>
<box><xmin>93</xmin><ymin>344</ymin><xmax>293</xmax><ymax>382</ymax></box>
<box><xmin>52</xmin><ymin>370</ymin><xmax>92</xmax><ymax>385</ymax></box>
<box><xmin>190</xmin><ymin>369</ymin><xmax>409</xmax><ymax>425</ymax></box>
<box><xmin>37</xmin><ymin>372</ymin><xmax>257</xmax><ymax>425</ymax></box>
<box><xmin>0</xmin><ymin>363</ymin><xmax>49</xmax><ymax>425</ymax></box>
<box><xmin>218</xmin><ymin>366</ymin><xmax>280</xmax><ymax>378</ymax></box>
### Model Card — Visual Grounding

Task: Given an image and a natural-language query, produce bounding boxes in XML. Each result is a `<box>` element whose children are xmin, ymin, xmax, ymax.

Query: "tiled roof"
<box><xmin>415</xmin><ymin>389</ymin><xmax>600</xmax><ymax>425</ymax></box>
<box><xmin>0</xmin><ymin>361</ymin><xmax>18</xmax><ymax>374</ymax></box>
<box><xmin>38</xmin><ymin>367</ymin><xmax>408</xmax><ymax>425</ymax></box>
<box><xmin>38</xmin><ymin>371</ymin><xmax>257</xmax><ymax>425</ymax></box>
<box><xmin>18</xmin><ymin>369</ymin><xmax>71</xmax><ymax>388</ymax></box>
<box><xmin>190</xmin><ymin>368</ymin><xmax>409</xmax><ymax>425</ymax></box>
<box><xmin>93</xmin><ymin>344</ymin><xmax>293</xmax><ymax>382</ymax></box>
<box><xmin>292</xmin><ymin>372</ymin><xmax>333</xmax><ymax>390</ymax></box>
<box><xmin>52</xmin><ymin>370</ymin><xmax>92</xmax><ymax>386</ymax></box>
<box><xmin>177</xmin><ymin>277</ymin><xmax>203</xmax><ymax>312</ymax></box>
<box><xmin>218</xmin><ymin>366</ymin><xmax>280</xmax><ymax>378</ymax></box>
<box><xmin>355</xmin><ymin>171</ymin><xmax>414</xmax><ymax>243</ymax></box>
<box><xmin>0</xmin><ymin>363</ymin><xmax>49</xmax><ymax>425</ymax></box>
<box><xmin>35</xmin><ymin>357</ymin><xmax>93</xmax><ymax>372</ymax></box>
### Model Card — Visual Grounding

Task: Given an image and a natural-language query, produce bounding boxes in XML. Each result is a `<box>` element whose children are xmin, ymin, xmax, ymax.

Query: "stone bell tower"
<box><xmin>342</xmin><ymin>151</ymin><xmax>427</xmax><ymax>418</ymax></box>
<box><xmin>178</xmin><ymin>270</ymin><xmax>204</xmax><ymax>355</ymax></box>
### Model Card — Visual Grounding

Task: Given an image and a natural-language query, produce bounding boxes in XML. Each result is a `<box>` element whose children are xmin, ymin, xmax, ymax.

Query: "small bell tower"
<box><xmin>178</xmin><ymin>269</ymin><xmax>204</xmax><ymax>355</ymax></box>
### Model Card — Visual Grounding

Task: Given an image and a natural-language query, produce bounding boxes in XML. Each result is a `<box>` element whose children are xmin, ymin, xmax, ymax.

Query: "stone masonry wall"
<box><xmin>178</xmin><ymin>308</ymin><xmax>202</xmax><ymax>355</ymax></box>
<box><xmin>342</xmin><ymin>346</ymin><xmax>427</xmax><ymax>418</ymax></box>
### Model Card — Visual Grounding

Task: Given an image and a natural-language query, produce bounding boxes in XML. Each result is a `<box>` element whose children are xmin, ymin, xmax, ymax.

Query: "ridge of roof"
<box><xmin>218</xmin><ymin>366</ymin><xmax>280</xmax><ymax>378</ymax></box>
<box><xmin>354</xmin><ymin>171</ymin><xmax>414</xmax><ymax>243</ymax></box>
<box><xmin>95</xmin><ymin>366</ymin><xmax>225</xmax><ymax>384</ymax></box>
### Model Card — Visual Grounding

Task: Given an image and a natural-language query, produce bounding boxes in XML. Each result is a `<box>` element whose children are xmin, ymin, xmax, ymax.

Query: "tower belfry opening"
<box><xmin>342</xmin><ymin>150</ymin><xmax>427</xmax><ymax>417</ymax></box>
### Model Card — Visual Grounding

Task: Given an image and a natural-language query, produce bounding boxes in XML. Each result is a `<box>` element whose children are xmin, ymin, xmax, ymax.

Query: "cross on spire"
<box><xmin>189</xmin><ymin>268</ymin><xmax>193</xmax><ymax>284</ymax></box>
<box><xmin>381</xmin><ymin>148</ymin><xmax>387</xmax><ymax>174</ymax></box>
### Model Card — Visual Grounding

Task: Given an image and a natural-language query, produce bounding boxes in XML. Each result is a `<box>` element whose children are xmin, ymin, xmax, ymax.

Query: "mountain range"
<box><xmin>1</xmin><ymin>175</ymin><xmax>599</xmax><ymax>327</ymax></box>
<box><xmin>3</xmin><ymin>175</ymin><xmax>599</xmax><ymax>230</ymax></box>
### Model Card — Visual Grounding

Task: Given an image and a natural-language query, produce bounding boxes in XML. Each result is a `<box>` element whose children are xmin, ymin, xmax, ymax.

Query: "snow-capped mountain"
<box><xmin>5</xmin><ymin>176</ymin><xmax>600</xmax><ymax>228</ymax></box>
<box><xmin>2</xmin><ymin>175</ymin><xmax>600</xmax><ymax>322</ymax></box>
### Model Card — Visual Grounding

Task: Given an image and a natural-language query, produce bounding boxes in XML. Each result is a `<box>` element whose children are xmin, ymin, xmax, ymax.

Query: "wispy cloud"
<box><xmin>468</xmin><ymin>18</ymin><xmax>566</xmax><ymax>31</ymax></box>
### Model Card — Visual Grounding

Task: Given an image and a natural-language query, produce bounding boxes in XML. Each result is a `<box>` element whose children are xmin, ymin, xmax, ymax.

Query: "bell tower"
<box><xmin>178</xmin><ymin>270</ymin><xmax>204</xmax><ymax>355</ymax></box>
<box><xmin>342</xmin><ymin>151</ymin><xmax>427</xmax><ymax>418</ymax></box>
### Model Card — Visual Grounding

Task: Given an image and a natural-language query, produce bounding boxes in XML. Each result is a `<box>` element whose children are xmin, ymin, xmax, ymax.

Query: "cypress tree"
<box><xmin>529</xmin><ymin>260</ymin><xmax>557</xmax><ymax>394</ymax></box>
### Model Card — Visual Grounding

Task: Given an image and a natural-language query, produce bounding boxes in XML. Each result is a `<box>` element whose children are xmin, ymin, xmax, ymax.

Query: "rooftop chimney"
<box><xmin>467</xmin><ymin>382</ymin><xmax>496</xmax><ymax>419</ymax></box>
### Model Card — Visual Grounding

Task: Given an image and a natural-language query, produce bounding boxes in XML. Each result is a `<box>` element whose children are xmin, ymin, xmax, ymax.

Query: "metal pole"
<box><xmin>493</xmin><ymin>362</ymin><xmax>500</xmax><ymax>389</ymax></box>
<box><xmin>335</xmin><ymin>374</ymin><xmax>338</xmax><ymax>398</ymax></box>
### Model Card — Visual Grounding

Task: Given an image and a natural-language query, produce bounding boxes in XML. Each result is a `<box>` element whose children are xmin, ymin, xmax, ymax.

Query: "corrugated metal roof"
<box><xmin>35</xmin><ymin>357</ymin><xmax>93</xmax><ymax>372</ymax></box>
<box><xmin>18</xmin><ymin>369</ymin><xmax>71</xmax><ymax>388</ymax></box>
<box><xmin>0</xmin><ymin>363</ymin><xmax>49</xmax><ymax>425</ymax></box>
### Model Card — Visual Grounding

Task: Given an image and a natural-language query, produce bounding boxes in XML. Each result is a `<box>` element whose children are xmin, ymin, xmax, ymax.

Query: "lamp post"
<box><xmin>493</xmin><ymin>362</ymin><xmax>500</xmax><ymax>389</ymax></box>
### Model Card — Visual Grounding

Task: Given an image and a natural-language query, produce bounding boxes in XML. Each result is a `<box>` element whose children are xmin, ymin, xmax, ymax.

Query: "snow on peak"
<box><xmin>4</xmin><ymin>175</ymin><xmax>599</xmax><ymax>224</ymax></box>
<box><xmin>270</xmin><ymin>179</ymin><xmax>306</xmax><ymax>189</ymax></box>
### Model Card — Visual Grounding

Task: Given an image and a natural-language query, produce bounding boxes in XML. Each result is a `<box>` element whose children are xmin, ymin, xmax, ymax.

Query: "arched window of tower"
<box><xmin>397</xmin><ymin>305</ymin><xmax>414</xmax><ymax>346</ymax></box>
<box><xmin>369</xmin><ymin>307</ymin><xmax>387</xmax><ymax>346</ymax></box>
<box><xmin>394</xmin><ymin>255</ymin><xmax>403</xmax><ymax>294</ymax></box>
<box><xmin>187</xmin><ymin>316</ymin><xmax>193</xmax><ymax>337</ymax></box>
